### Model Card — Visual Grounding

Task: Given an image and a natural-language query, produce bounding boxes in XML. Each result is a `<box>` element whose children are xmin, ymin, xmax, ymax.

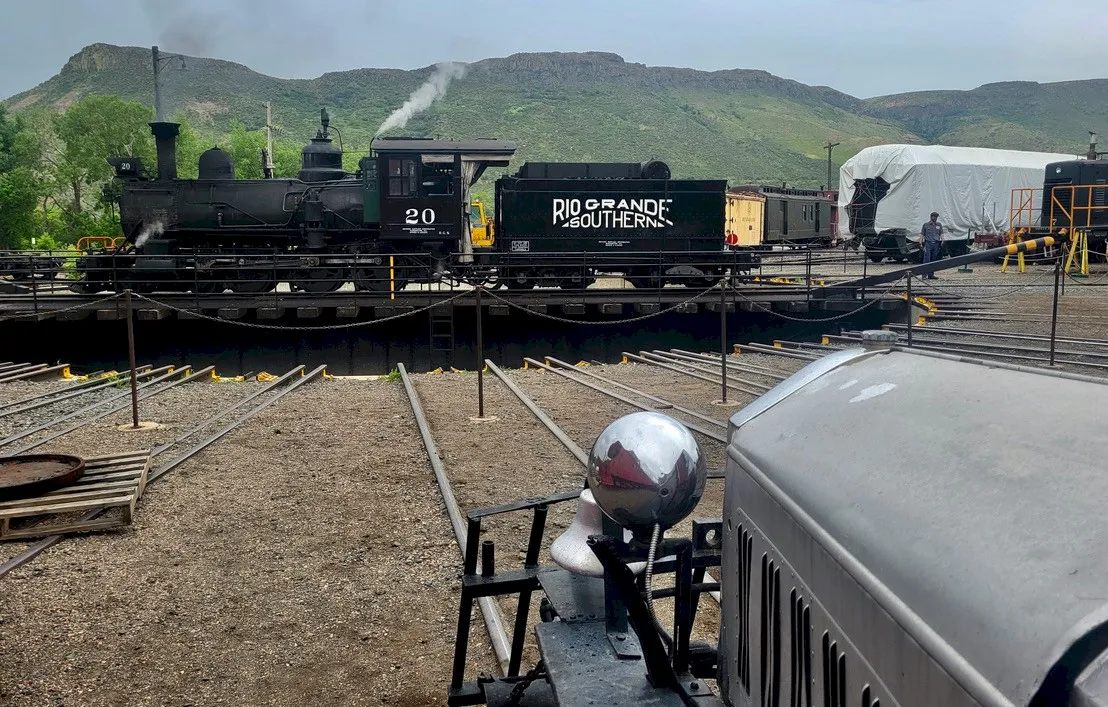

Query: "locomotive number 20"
<box><xmin>405</xmin><ymin>208</ymin><xmax>436</xmax><ymax>225</ymax></box>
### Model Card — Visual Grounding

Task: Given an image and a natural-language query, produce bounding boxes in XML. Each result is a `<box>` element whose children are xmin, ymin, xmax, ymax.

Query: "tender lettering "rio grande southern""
<box><xmin>552</xmin><ymin>198</ymin><xmax>674</xmax><ymax>229</ymax></box>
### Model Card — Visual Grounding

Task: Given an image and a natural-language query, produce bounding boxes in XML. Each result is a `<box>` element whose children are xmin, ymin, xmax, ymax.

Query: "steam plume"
<box><xmin>375</xmin><ymin>62</ymin><xmax>467</xmax><ymax>137</ymax></box>
<box><xmin>134</xmin><ymin>221</ymin><xmax>165</xmax><ymax>248</ymax></box>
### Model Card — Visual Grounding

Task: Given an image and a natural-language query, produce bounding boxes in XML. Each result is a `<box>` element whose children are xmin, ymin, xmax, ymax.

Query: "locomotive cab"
<box><xmin>368</xmin><ymin>138</ymin><xmax>515</xmax><ymax>262</ymax></box>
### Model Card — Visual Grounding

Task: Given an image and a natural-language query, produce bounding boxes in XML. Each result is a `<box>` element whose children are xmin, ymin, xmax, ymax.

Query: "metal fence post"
<box><xmin>805</xmin><ymin>248</ymin><xmax>812</xmax><ymax>301</ymax></box>
<box><xmin>905</xmin><ymin>273</ymin><xmax>913</xmax><ymax>347</ymax></box>
<box><xmin>719</xmin><ymin>279</ymin><xmax>728</xmax><ymax>404</ymax></box>
<box><xmin>476</xmin><ymin>286</ymin><xmax>485</xmax><ymax>418</ymax></box>
<box><xmin>125</xmin><ymin>288</ymin><xmax>139</xmax><ymax>428</ymax></box>
<box><xmin>1050</xmin><ymin>257</ymin><xmax>1061</xmax><ymax>366</ymax></box>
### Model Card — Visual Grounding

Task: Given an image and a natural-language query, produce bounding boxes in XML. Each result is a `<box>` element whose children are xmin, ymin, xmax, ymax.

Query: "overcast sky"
<box><xmin>2</xmin><ymin>0</ymin><xmax>1106</xmax><ymax>100</ymax></box>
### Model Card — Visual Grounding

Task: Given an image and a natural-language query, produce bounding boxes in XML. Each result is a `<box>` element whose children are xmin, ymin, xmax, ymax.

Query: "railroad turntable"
<box><xmin>1</xmin><ymin>237</ymin><xmax>1108</xmax><ymax>704</ymax></box>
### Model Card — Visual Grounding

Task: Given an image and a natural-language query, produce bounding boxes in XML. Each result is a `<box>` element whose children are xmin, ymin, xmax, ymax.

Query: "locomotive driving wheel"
<box><xmin>353</xmin><ymin>266</ymin><xmax>409</xmax><ymax>293</ymax></box>
<box><xmin>227</xmin><ymin>269</ymin><xmax>275</xmax><ymax>293</ymax></box>
<box><xmin>292</xmin><ymin>268</ymin><xmax>344</xmax><ymax>293</ymax></box>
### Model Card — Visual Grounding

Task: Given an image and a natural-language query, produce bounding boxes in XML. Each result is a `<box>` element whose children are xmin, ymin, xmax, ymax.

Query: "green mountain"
<box><xmin>6</xmin><ymin>43</ymin><xmax>1105</xmax><ymax>189</ymax></box>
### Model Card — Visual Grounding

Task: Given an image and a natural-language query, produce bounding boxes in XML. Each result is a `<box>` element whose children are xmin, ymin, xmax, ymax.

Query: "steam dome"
<box><xmin>198</xmin><ymin>146</ymin><xmax>234</xmax><ymax>180</ymax></box>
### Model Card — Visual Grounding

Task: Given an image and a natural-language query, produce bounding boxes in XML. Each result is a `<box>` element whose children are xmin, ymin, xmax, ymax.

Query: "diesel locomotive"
<box><xmin>447</xmin><ymin>328</ymin><xmax>1108</xmax><ymax>707</ymax></box>
<box><xmin>75</xmin><ymin>110</ymin><xmax>753</xmax><ymax>293</ymax></box>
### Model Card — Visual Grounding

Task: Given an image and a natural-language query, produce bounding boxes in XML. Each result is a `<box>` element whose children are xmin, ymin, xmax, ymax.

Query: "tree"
<box><xmin>54</xmin><ymin>96</ymin><xmax>155</xmax><ymax>214</ymax></box>
<box><xmin>227</xmin><ymin>122</ymin><xmax>267</xmax><ymax>179</ymax></box>
<box><xmin>172</xmin><ymin>113</ymin><xmax>204</xmax><ymax>180</ymax></box>
<box><xmin>0</xmin><ymin>106</ymin><xmax>44</xmax><ymax>248</ymax></box>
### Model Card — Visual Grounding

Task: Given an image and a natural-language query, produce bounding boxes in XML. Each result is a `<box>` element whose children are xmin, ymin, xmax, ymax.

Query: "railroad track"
<box><xmin>394</xmin><ymin>352</ymin><xmax>808</xmax><ymax>685</ymax></box>
<box><xmin>0</xmin><ymin>364</ymin><xmax>327</xmax><ymax>578</ymax></box>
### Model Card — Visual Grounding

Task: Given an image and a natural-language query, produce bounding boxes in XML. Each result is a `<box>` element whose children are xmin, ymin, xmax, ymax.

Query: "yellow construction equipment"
<box><xmin>470</xmin><ymin>200</ymin><xmax>494</xmax><ymax>247</ymax></box>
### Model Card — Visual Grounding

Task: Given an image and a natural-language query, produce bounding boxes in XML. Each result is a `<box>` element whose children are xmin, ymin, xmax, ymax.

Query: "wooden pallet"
<box><xmin>0</xmin><ymin>449</ymin><xmax>152</xmax><ymax>541</ymax></box>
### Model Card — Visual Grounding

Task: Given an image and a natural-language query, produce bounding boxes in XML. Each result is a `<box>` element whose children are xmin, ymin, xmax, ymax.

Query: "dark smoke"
<box><xmin>141</xmin><ymin>0</ymin><xmax>293</xmax><ymax>58</ymax></box>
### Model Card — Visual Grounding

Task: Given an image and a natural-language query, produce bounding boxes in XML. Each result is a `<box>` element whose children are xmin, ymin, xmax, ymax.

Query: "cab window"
<box><xmin>388</xmin><ymin>159</ymin><xmax>417</xmax><ymax>197</ymax></box>
<box><xmin>470</xmin><ymin>205</ymin><xmax>482</xmax><ymax>223</ymax></box>
<box><xmin>421</xmin><ymin>158</ymin><xmax>454</xmax><ymax>196</ymax></box>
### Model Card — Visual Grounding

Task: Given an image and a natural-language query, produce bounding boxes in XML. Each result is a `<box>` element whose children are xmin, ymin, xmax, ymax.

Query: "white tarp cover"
<box><xmin>836</xmin><ymin>144</ymin><xmax>1077</xmax><ymax>241</ymax></box>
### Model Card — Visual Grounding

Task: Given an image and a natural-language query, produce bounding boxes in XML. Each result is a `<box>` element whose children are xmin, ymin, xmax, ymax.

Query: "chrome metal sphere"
<box><xmin>585</xmin><ymin>411</ymin><xmax>707</xmax><ymax>538</ymax></box>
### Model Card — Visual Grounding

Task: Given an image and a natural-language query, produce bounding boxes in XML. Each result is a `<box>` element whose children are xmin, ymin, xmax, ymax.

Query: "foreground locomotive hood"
<box><xmin>724</xmin><ymin>346</ymin><xmax>1108</xmax><ymax>706</ymax></box>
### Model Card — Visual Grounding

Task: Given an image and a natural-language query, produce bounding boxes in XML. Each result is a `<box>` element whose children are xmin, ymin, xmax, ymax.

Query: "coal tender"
<box><xmin>492</xmin><ymin>160</ymin><xmax>749</xmax><ymax>290</ymax></box>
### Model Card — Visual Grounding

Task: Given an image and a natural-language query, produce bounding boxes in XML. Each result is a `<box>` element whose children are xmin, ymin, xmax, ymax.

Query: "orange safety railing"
<box><xmin>76</xmin><ymin>236</ymin><xmax>120</xmax><ymax>252</ymax></box>
<box><xmin>1044</xmin><ymin>184</ymin><xmax>1108</xmax><ymax>233</ymax></box>
<box><xmin>1009</xmin><ymin>187</ymin><xmax>1042</xmax><ymax>239</ymax></box>
<box><xmin>1008</xmin><ymin>184</ymin><xmax>1108</xmax><ymax>274</ymax></box>
<box><xmin>1010</xmin><ymin>184</ymin><xmax>1108</xmax><ymax>236</ymax></box>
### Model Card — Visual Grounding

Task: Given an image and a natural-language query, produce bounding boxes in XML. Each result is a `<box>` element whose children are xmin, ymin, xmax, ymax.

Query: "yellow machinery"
<box><xmin>724</xmin><ymin>191</ymin><xmax>765</xmax><ymax>246</ymax></box>
<box><xmin>470</xmin><ymin>200</ymin><xmax>494</xmax><ymax>247</ymax></box>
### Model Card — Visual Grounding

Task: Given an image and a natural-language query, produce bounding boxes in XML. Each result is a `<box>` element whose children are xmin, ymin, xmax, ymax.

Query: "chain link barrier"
<box><xmin>912</xmin><ymin>267</ymin><xmax>1057</xmax><ymax>301</ymax></box>
<box><xmin>480</xmin><ymin>282</ymin><xmax>725</xmax><ymax>326</ymax></box>
<box><xmin>1065</xmin><ymin>269</ymin><xmax>1108</xmax><ymax>286</ymax></box>
<box><xmin>0</xmin><ymin>291</ymin><xmax>125</xmax><ymax>321</ymax></box>
<box><xmin>726</xmin><ymin>275</ymin><xmax>909</xmax><ymax>324</ymax></box>
<box><xmin>0</xmin><ymin>278</ymin><xmax>919</xmax><ymax>329</ymax></box>
<box><xmin>126</xmin><ymin>290</ymin><xmax>473</xmax><ymax>331</ymax></box>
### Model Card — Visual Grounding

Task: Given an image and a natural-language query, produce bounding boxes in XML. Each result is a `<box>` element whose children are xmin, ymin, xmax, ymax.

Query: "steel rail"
<box><xmin>484</xmin><ymin>360</ymin><xmax>588</xmax><ymax>465</ymax></box>
<box><xmin>882</xmin><ymin>322</ymin><xmax>1108</xmax><ymax>348</ymax></box>
<box><xmin>623</xmin><ymin>351</ymin><xmax>767</xmax><ymax>398</ymax></box>
<box><xmin>841</xmin><ymin>330</ymin><xmax>1108</xmax><ymax>361</ymax></box>
<box><xmin>623</xmin><ymin>351</ymin><xmax>729</xmax><ymax>388</ymax></box>
<box><xmin>149</xmin><ymin>365</ymin><xmax>324</xmax><ymax>483</ymax></box>
<box><xmin>397</xmin><ymin>362</ymin><xmax>512</xmax><ymax>675</ymax></box>
<box><xmin>0</xmin><ymin>366</ymin><xmax>156</xmax><ymax>419</ymax></box>
<box><xmin>669</xmin><ymin>349</ymin><xmax>791</xmax><ymax>380</ymax></box>
<box><xmin>643</xmin><ymin>350</ymin><xmax>773</xmax><ymax>393</ymax></box>
<box><xmin>0</xmin><ymin>362</ymin><xmax>38</xmax><ymax>374</ymax></box>
<box><xmin>150</xmin><ymin>366</ymin><xmax>306</xmax><ymax>458</ymax></box>
<box><xmin>734</xmin><ymin>343</ymin><xmax>820</xmax><ymax>360</ymax></box>
<box><xmin>0</xmin><ymin>365</ymin><xmax>178</xmax><ymax>448</ymax></box>
<box><xmin>774</xmin><ymin>340</ymin><xmax>843</xmax><ymax>352</ymax></box>
<box><xmin>0</xmin><ymin>363</ymin><xmax>70</xmax><ymax>384</ymax></box>
<box><xmin>0</xmin><ymin>365</ymin><xmax>320</xmax><ymax>579</ymax></box>
<box><xmin>527</xmin><ymin>357</ymin><xmax>726</xmax><ymax>443</ymax></box>
<box><xmin>545</xmin><ymin>356</ymin><xmax>727</xmax><ymax>430</ymax></box>
<box><xmin>5</xmin><ymin>366</ymin><xmax>213</xmax><ymax>457</ymax></box>
<box><xmin>0</xmin><ymin>363</ymin><xmax>49</xmax><ymax>381</ymax></box>
<box><xmin>827</xmin><ymin>334</ymin><xmax>1108</xmax><ymax>371</ymax></box>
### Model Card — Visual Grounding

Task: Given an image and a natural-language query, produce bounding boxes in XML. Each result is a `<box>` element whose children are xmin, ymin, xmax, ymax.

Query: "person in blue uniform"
<box><xmin>921</xmin><ymin>212</ymin><xmax>942</xmax><ymax>278</ymax></box>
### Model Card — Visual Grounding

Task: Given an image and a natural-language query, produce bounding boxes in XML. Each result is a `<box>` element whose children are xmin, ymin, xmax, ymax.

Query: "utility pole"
<box><xmin>263</xmin><ymin>102</ymin><xmax>276</xmax><ymax>178</ymax></box>
<box><xmin>151</xmin><ymin>45</ymin><xmax>186</xmax><ymax>122</ymax></box>
<box><xmin>825</xmin><ymin>141</ymin><xmax>841</xmax><ymax>192</ymax></box>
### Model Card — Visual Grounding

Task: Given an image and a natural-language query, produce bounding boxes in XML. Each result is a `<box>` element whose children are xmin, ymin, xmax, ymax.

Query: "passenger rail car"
<box><xmin>725</xmin><ymin>184</ymin><xmax>834</xmax><ymax>248</ymax></box>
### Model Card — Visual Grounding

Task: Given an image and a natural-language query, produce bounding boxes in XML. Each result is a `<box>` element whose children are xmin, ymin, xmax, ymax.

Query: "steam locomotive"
<box><xmin>447</xmin><ymin>327</ymin><xmax>1108</xmax><ymax>706</ymax></box>
<box><xmin>75</xmin><ymin>111</ymin><xmax>753</xmax><ymax>293</ymax></box>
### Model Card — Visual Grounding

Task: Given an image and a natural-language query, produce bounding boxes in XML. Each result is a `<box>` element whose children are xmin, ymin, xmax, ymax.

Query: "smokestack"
<box><xmin>149</xmin><ymin>121</ymin><xmax>180</xmax><ymax>180</ymax></box>
<box><xmin>1089</xmin><ymin>132</ymin><xmax>1099</xmax><ymax>161</ymax></box>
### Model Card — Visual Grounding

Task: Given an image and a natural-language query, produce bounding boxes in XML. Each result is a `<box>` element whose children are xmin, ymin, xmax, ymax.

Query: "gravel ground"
<box><xmin>0</xmin><ymin>358</ymin><xmax>806</xmax><ymax>706</ymax></box>
<box><xmin>0</xmin><ymin>378</ymin><xmax>488</xmax><ymax>706</ymax></box>
<box><xmin>899</xmin><ymin>269</ymin><xmax>1108</xmax><ymax>378</ymax></box>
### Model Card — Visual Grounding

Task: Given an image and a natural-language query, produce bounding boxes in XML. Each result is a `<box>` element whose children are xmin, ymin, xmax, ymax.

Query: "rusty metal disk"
<box><xmin>0</xmin><ymin>454</ymin><xmax>85</xmax><ymax>501</ymax></box>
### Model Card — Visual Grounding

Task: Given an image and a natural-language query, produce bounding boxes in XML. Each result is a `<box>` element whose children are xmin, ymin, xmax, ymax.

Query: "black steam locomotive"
<box><xmin>75</xmin><ymin>111</ymin><xmax>752</xmax><ymax>293</ymax></box>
